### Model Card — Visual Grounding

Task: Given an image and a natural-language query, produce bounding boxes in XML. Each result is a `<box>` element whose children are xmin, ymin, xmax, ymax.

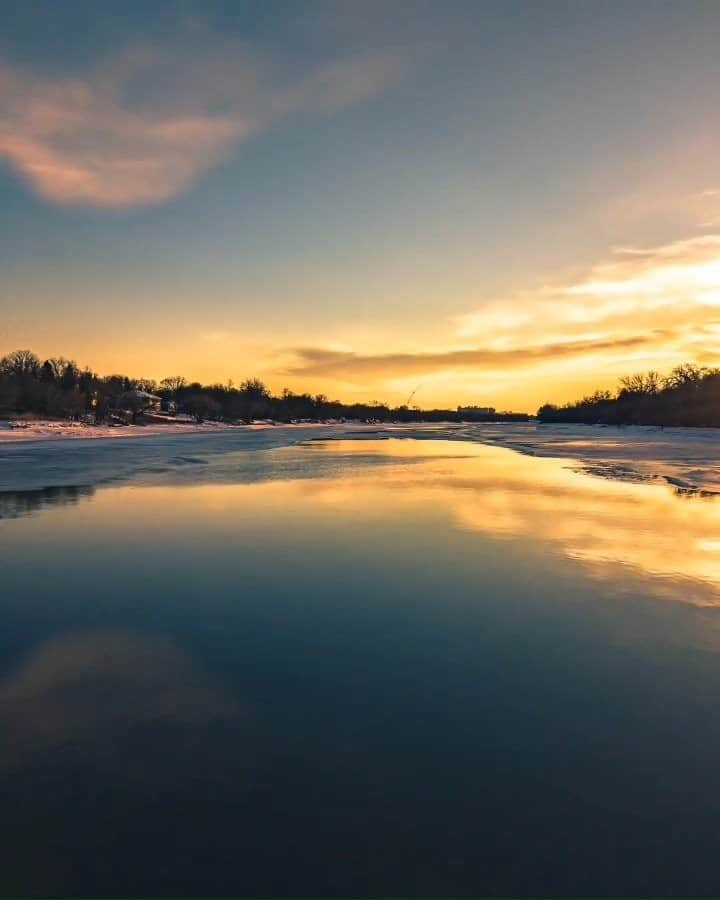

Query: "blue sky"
<box><xmin>3</xmin><ymin>1</ymin><xmax>720</xmax><ymax>408</ymax></box>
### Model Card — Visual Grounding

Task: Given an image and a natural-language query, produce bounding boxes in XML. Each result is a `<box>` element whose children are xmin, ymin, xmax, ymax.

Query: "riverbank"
<box><xmin>0</xmin><ymin>418</ymin><xmax>304</xmax><ymax>444</ymax></box>
<box><xmin>4</xmin><ymin>418</ymin><xmax>720</xmax><ymax>495</ymax></box>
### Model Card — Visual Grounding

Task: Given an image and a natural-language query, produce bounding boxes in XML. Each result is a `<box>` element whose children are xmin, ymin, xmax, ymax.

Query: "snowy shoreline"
<box><xmin>456</xmin><ymin>421</ymin><xmax>720</xmax><ymax>495</ymax></box>
<box><xmin>3</xmin><ymin>418</ymin><xmax>720</xmax><ymax>496</ymax></box>
<box><xmin>0</xmin><ymin>418</ymin><xmax>323</xmax><ymax>444</ymax></box>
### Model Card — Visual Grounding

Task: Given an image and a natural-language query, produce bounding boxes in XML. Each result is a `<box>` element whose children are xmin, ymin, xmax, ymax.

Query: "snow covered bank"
<box><xmin>459</xmin><ymin>422</ymin><xmax>720</xmax><ymax>494</ymax></box>
<box><xmin>0</xmin><ymin>423</ymin><xmax>375</xmax><ymax>493</ymax></box>
<box><xmin>0</xmin><ymin>418</ymin><xmax>271</xmax><ymax>444</ymax></box>
<box><xmin>313</xmin><ymin>421</ymin><xmax>720</xmax><ymax>494</ymax></box>
<box><xmin>3</xmin><ymin>417</ymin><xmax>720</xmax><ymax>495</ymax></box>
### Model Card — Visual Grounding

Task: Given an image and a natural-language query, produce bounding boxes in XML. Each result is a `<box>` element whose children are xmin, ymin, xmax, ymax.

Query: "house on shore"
<box><xmin>130</xmin><ymin>390</ymin><xmax>162</xmax><ymax>412</ymax></box>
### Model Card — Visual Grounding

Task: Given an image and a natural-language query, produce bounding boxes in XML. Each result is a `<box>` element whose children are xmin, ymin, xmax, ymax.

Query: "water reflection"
<box><xmin>4</xmin><ymin>438</ymin><xmax>720</xmax><ymax>894</ymax></box>
<box><xmin>0</xmin><ymin>484</ymin><xmax>94</xmax><ymax>520</ymax></box>
<box><xmin>9</xmin><ymin>437</ymin><xmax>716</xmax><ymax>606</ymax></box>
<box><xmin>0</xmin><ymin>630</ymin><xmax>243</xmax><ymax>775</ymax></box>
<box><xmin>307</xmin><ymin>440</ymin><xmax>720</xmax><ymax>605</ymax></box>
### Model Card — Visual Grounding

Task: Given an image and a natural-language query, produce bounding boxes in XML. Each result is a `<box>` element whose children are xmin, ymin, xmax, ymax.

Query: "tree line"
<box><xmin>0</xmin><ymin>349</ymin><xmax>527</xmax><ymax>425</ymax></box>
<box><xmin>538</xmin><ymin>363</ymin><xmax>720</xmax><ymax>427</ymax></box>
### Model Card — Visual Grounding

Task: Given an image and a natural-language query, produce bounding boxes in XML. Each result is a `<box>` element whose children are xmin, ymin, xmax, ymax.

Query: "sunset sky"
<box><xmin>3</xmin><ymin>1</ymin><xmax>720</xmax><ymax>411</ymax></box>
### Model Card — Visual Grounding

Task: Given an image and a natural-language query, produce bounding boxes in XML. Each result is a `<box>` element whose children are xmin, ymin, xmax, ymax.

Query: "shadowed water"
<box><xmin>2</xmin><ymin>436</ymin><xmax>720</xmax><ymax>896</ymax></box>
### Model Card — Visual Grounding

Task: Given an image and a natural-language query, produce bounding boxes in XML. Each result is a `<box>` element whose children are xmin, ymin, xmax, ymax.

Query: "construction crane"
<box><xmin>405</xmin><ymin>384</ymin><xmax>422</xmax><ymax>407</ymax></box>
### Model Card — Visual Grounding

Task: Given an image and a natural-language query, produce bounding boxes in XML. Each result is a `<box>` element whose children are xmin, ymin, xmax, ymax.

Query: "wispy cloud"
<box><xmin>0</xmin><ymin>36</ymin><xmax>408</xmax><ymax>208</ymax></box>
<box><xmin>458</xmin><ymin>234</ymin><xmax>720</xmax><ymax>340</ymax></box>
<box><xmin>286</xmin><ymin>334</ymin><xmax>658</xmax><ymax>380</ymax></box>
<box><xmin>287</xmin><ymin>233</ymin><xmax>720</xmax><ymax>389</ymax></box>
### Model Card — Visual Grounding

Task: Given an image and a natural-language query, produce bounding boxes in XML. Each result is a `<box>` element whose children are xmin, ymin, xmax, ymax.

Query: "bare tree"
<box><xmin>663</xmin><ymin>364</ymin><xmax>705</xmax><ymax>390</ymax></box>
<box><xmin>619</xmin><ymin>371</ymin><xmax>661</xmax><ymax>396</ymax></box>
<box><xmin>0</xmin><ymin>349</ymin><xmax>40</xmax><ymax>378</ymax></box>
<box><xmin>184</xmin><ymin>393</ymin><xmax>221</xmax><ymax>423</ymax></box>
<box><xmin>160</xmin><ymin>376</ymin><xmax>187</xmax><ymax>394</ymax></box>
<box><xmin>117</xmin><ymin>391</ymin><xmax>149</xmax><ymax>424</ymax></box>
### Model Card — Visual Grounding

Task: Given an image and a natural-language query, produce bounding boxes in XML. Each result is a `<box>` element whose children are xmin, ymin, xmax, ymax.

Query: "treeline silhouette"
<box><xmin>538</xmin><ymin>364</ymin><xmax>720</xmax><ymax>427</ymax></box>
<box><xmin>0</xmin><ymin>349</ymin><xmax>526</xmax><ymax>425</ymax></box>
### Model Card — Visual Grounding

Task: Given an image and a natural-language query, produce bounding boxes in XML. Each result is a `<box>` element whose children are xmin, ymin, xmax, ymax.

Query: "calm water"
<box><xmin>3</xmin><ymin>434</ymin><xmax>720</xmax><ymax>895</ymax></box>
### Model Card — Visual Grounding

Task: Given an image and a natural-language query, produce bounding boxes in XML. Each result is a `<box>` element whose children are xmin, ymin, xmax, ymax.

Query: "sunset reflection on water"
<box><xmin>4</xmin><ymin>437</ymin><xmax>720</xmax><ymax>896</ymax></box>
<box><xmin>292</xmin><ymin>439</ymin><xmax>720</xmax><ymax>606</ymax></box>
<box><xmin>6</xmin><ymin>437</ymin><xmax>719</xmax><ymax>605</ymax></box>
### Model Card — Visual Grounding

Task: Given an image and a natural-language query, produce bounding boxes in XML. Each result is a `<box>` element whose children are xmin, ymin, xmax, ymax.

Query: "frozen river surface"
<box><xmin>3</xmin><ymin>428</ymin><xmax>720</xmax><ymax>895</ymax></box>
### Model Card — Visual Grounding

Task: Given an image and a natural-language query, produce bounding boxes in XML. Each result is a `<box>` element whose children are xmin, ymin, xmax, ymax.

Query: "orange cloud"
<box><xmin>0</xmin><ymin>38</ymin><xmax>408</xmax><ymax>208</ymax></box>
<box><xmin>276</xmin><ymin>232</ymin><xmax>720</xmax><ymax>402</ymax></box>
<box><xmin>285</xmin><ymin>334</ymin><xmax>660</xmax><ymax>381</ymax></box>
<box><xmin>458</xmin><ymin>235</ymin><xmax>720</xmax><ymax>337</ymax></box>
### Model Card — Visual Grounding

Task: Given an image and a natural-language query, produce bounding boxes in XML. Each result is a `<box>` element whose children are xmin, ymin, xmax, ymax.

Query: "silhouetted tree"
<box><xmin>160</xmin><ymin>376</ymin><xmax>187</xmax><ymax>394</ymax></box>
<box><xmin>184</xmin><ymin>393</ymin><xmax>221</xmax><ymax>423</ymax></box>
<box><xmin>117</xmin><ymin>391</ymin><xmax>148</xmax><ymax>424</ymax></box>
<box><xmin>538</xmin><ymin>364</ymin><xmax>720</xmax><ymax>427</ymax></box>
<box><xmin>0</xmin><ymin>347</ymin><xmax>531</xmax><ymax>426</ymax></box>
<box><xmin>0</xmin><ymin>349</ymin><xmax>40</xmax><ymax>378</ymax></box>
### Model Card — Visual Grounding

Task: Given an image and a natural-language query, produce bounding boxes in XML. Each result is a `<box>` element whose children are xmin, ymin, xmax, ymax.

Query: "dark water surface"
<box><xmin>3</xmin><ymin>435</ymin><xmax>720</xmax><ymax>896</ymax></box>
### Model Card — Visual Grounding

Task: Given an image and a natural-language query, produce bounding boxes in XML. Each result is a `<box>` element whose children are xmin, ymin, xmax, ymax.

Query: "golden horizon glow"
<box><xmin>5</xmin><ymin>11</ymin><xmax>720</xmax><ymax>411</ymax></box>
<box><xmin>8</xmin><ymin>230</ymin><xmax>720</xmax><ymax>411</ymax></box>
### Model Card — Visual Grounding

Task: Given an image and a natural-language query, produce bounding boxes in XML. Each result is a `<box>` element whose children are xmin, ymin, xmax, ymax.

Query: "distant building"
<box><xmin>457</xmin><ymin>405</ymin><xmax>496</xmax><ymax>416</ymax></box>
<box><xmin>129</xmin><ymin>390</ymin><xmax>162</xmax><ymax>412</ymax></box>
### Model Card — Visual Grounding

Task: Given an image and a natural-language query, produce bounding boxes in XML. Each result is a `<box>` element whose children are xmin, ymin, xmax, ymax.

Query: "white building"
<box><xmin>457</xmin><ymin>405</ymin><xmax>496</xmax><ymax>416</ymax></box>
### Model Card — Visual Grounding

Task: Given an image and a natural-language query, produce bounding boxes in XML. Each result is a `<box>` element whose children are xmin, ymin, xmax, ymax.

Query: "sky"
<box><xmin>2</xmin><ymin>0</ymin><xmax>720</xmax><ymax>411</ymax></box>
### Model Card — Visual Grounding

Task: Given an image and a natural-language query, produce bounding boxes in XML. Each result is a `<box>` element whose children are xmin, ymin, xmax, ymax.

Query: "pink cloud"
<box><xmin>0</xmin><ymin>39</ymin><xmax>407</xmax><ymax>209</ymax></box>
